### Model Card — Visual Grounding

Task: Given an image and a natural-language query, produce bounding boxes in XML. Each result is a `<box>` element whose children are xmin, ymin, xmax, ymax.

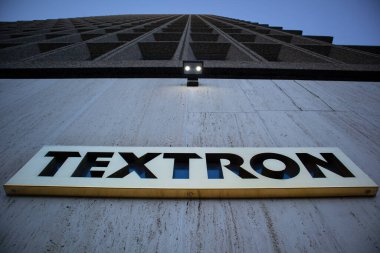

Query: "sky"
<box><xmin>0</xmin><ymin>0</ymin><xmax>379</xmax><ymax>45</ymax></box>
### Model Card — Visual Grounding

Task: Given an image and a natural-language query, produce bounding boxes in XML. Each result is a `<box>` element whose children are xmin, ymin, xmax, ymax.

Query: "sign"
<box><xmin>3</xmin><ymin>146</ymin><xmax>378</xmax><ymax>198</ymax></box>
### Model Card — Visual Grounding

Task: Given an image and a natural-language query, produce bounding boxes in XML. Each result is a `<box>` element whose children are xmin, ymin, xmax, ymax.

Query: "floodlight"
<box><xmin>183</xmin><ymin>61</ymin><xmax>204</xmax><ymax>87</ymax></box>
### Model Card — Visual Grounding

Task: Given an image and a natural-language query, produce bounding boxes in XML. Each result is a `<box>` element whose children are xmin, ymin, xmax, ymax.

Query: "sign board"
<box><xmin>3</xmin><ymin>146</ymin><xmax>378</xmax><ymax>198</ymax></box>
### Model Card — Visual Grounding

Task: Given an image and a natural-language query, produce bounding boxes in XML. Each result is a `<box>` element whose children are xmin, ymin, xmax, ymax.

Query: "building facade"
<box><xmin>0</xmin><ymin>14</ymin><xmax>379</xmax><ymax>252</ymax></box>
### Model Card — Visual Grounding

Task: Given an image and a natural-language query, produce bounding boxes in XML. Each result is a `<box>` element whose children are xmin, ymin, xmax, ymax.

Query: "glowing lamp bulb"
<box><xmin>196</xmin><ymin>66</ymin><xmax>202</xmax><ymax>72</ymax></box>
<box><xmin>184</xmin><ymin>66</ymin><xmax>191</xmax><ymax>72</ymax></box>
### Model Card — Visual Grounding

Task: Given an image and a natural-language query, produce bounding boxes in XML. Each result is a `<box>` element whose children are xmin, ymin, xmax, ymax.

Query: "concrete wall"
<box><xmin>0</xmin><ymin>78</ymin><xmax>379</xmax><ymax>253</ymax></box>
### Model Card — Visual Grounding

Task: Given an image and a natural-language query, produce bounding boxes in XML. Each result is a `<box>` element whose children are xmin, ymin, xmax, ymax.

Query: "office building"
<box><xmin>0</xmin><ymin>14</ymin><xmax>379</xmax><ymax>252</ymax></box>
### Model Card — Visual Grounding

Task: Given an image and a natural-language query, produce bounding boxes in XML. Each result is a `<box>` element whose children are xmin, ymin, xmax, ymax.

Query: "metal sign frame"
<box><xmin>3</xmin><ymin>146</ymin><xmax>378</xmax><ymax>198</ymax></box>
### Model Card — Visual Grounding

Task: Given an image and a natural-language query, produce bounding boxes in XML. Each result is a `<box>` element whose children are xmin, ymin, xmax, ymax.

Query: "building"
<box><xmin>1</xmin><ymin>14</ymin><xmax>380</xmax><ymax>79</ymax></box>
<box><xmin>0</xmin><ymin>14</ymin><xmax>379</xmax><ymax>252</ymax></box>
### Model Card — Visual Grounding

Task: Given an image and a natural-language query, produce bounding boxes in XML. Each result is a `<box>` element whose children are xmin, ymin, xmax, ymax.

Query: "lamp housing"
<box><xmin>183</xmin><ymin>61</ymin><xmax>203</xmax><ymax>86</ymax></box>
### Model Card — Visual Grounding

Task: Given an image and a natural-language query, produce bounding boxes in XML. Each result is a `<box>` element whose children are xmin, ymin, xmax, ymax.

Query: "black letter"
<box><xmin>296</xmin><ymin>153</ymin><xmax>355</xmax><ymax>178</ymax></box>
<box><xmin>71</xmin><ymin>152</ymin><xmax>113</xmax><ymax>177</ymax></box>
<box><xmin>250</xmin><ymin>153</ymin><xmax>300</xmax><ymax>179</ymax></box>
<box><xmin>205</xmin><ymin>153</ymin><xmax>257</xmax><ymax>179</ymax></box>
<box><xmin>163</xmin><ymin>153</ymin><xmax>201</xmax><ymax>179</ymax></box>
<box><xmin>108</xmin><ymin>153</ymin><xmax>160</xmax><ymax>178</ymax></box>
<box><xmin>39</xmin><ymin>151</ymin><xmax>81</xmax><ymax>176</ymax></box>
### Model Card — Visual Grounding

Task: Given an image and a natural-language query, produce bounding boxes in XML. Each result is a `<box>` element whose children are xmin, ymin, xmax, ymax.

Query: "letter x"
<box><xmin>107</xmin><ymin>153</ymin><xmax>160</xmax><ymax>178</ymax></box>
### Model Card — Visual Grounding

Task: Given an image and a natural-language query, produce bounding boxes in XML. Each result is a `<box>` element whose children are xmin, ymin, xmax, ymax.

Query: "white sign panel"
<box><xmin>3</xmin><ymin>146</ymin><xmax>378</xmax><ymax>198</ymax></box>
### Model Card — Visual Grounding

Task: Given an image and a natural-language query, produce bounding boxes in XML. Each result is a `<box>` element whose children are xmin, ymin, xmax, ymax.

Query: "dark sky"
<box><xmin>1</xmin><ymin>0</ymin><xmax>379</xmax><ymax>45</ymax></box>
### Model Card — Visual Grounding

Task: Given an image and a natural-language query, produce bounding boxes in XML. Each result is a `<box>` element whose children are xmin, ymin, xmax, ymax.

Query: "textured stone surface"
<box><xmin>0</xmin><ymin>78</ymin><xmax>379</xmax><ymax>253</ymax></box>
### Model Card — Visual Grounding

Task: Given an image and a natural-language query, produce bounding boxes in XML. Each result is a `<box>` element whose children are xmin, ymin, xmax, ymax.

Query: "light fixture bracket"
<box><xmin>183</xmin><ymin>61</ymin><xmax>204</xmax><ymax>87</ymax></box>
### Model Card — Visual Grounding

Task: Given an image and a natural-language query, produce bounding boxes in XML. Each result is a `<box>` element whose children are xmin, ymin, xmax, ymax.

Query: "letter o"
<box><xmin>250</xmin><ymin>153</ymin><xmax>300</xmax><ymax>179</ymax></box>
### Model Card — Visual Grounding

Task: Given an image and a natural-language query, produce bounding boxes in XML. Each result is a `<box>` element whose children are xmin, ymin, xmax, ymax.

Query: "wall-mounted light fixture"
<box><xmin>183</xmin><ymin>61</ymin><xmax>203</xmax><ymax>87</ymax></box>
